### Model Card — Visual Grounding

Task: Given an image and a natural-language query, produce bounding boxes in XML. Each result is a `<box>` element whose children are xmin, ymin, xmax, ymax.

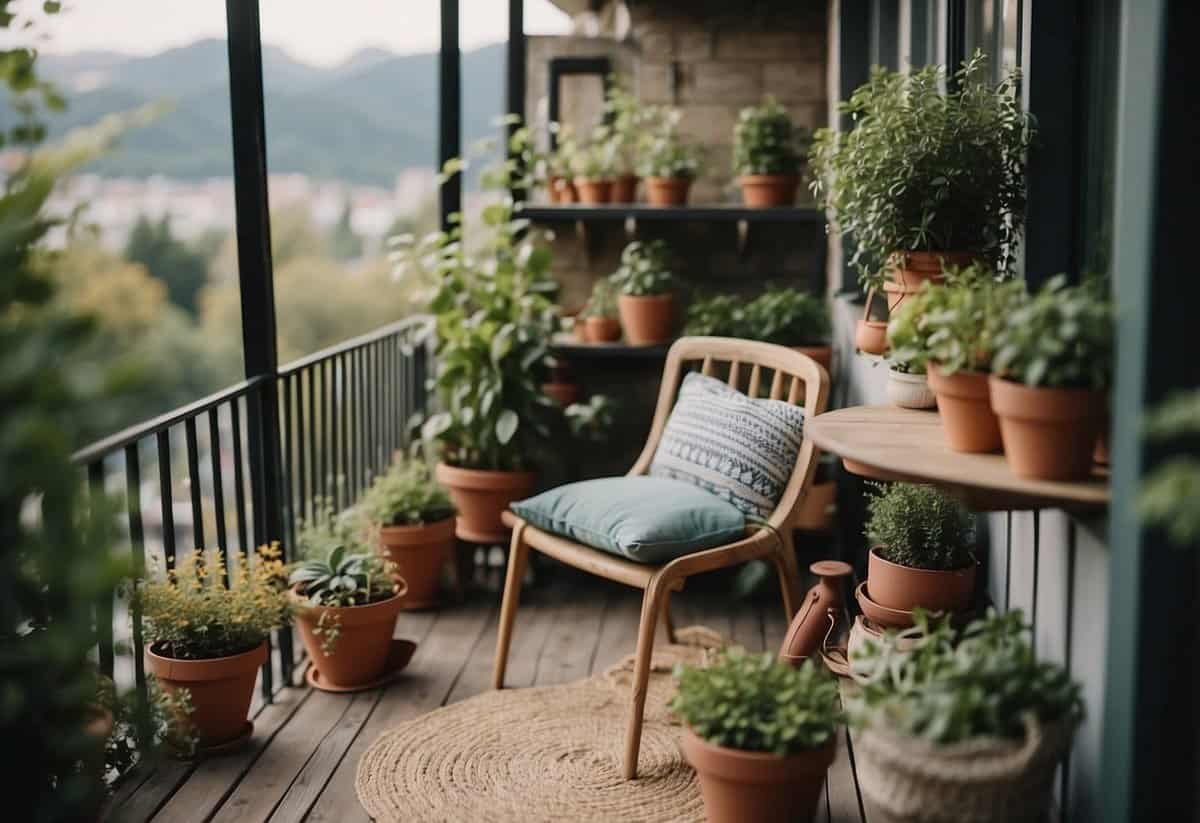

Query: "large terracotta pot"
<box><xmin>867</xmin><ymin>547</ymin><xmax>977</xmax><ymax>613</ymax></box>
<box><xmin>146</xmin><ymin>641</ymin><xmax>267</xmax><ymax>747</ymax></box>
<box><xmin>989</xmin><ymin>377</ymin><xmax>1102</xmax><ymax>481</ymax></box>
<box><xmin>611</xmin><ymin>174</ymin><xmax>640</xmax><ymax>203</ymax></box>
<box><xmin>573</xmin><ymin>177</ymin><xmax>613</xmax><ymax>205</ymax></box>
<box><xmin>645</xmin><ymin>176</ymin><xmax>691</xmax><ymax>206</ymax></box>
<box><xmin>681</xmin><ymin>726</ymin><xmax>833</xmax><ymax>823</ymax></box>
<box><xmin>793</xmin><ymin>345</ymin><xmax>833</xmax><ymax>374</ymax></box>
<box><xmin>618</xmin><ymin>294</ymin><xmax>674</xmax><ymax>345</ymax></box>
<box><xmin>738</xmin><ymin>174</ymin><xmax>799</xmax><ymax>208</ymax></box>
<box><xmin>435</xmin><ymin>462</ymin><xmax>537</xmax><ymax>543</ymax></box>
<box><xmin>927</xmin><ymin>365</ymin><xmax>1002</xmax><ymax>453</ymax></box>
<box><xmin>377</xmin><ymin>516</ymin><xmax>455</xmax><ymax>609</ymax></box>
<box><xmin>585</xmin><ymin>315</ymin><xmax>622</xmax><ymax>343</ymax></box>
<box><xmin>883</xmin><ymin>250</ymin><xmax>975</xmax><ymax>312</ymax></box>
<box><xmin>291</xmin><ymin>589</ymin><xmax>406</xmax><ymax>688</ymax></box>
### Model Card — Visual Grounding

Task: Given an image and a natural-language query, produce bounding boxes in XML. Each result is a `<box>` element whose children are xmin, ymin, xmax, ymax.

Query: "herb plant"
<box><xmin>920</xmin><ymin>264</ymin><xmax>1028</xmax><ymax>375</ymax></box>
<box><xmin>684</xmin><ymin>293</ymin><xmax>746</xmax><ymax>337</ymax></box>
<box><xmin>572</xmin><ymin>126</ymin><xmax>619</xmax><ymax>179</ymax></box>
<box><xmin>850</xmin><ymin>609</ymin><xmax>1083</xmax><ymax>744</ymax></box>
<box><xmin>865</xmin><ymin>483</ymin><xmax>975</xmax><ymax>571</ymax></box>
<box><xmin>809</xmin><ymin>51</ymin><xmax>1033</xmax><ymax>288</ymax></box>
<box><xmin>580</xmin><ymin>277</ymin><xmax>619</xmax><ymax>320</ymax></box>
<box><xmin>138</xmin><ymin>545</ymin><xmax>291</xmax><ymax>661</ymax></box>
<box><xmin>360</xmin><ymin>458</ymin><xmax>455</xmax><ymax>527</ymax></box>
<box><xmin>1139</xmin><ymin>390</ymin><xmax>1200</xmax><ymax>546</ymax></box>
<box><xmin>671</xmin><ymin>649</ymin><xmax>841</xmax><ymax>755</ymax></box>
<box><xmin>610</xmin><ymin>239</ymin><xmax>678</xmax><ymax>296</ymax></box>
<box><xmin>748</xmin><ymin>288</ymin><xmax>830</xmax><ymax>346</ymax></box>
<box><xmin>886</xmin><ymin>291</ymin><xmax>934</xmax><ymax>374</ymax></box>
<box><xmin>733</xmin><ymin>96</ymin><xmax>808</xmax><ymax>177</ymax></box>
<box><xmin>991</xmin><ymin>274</ymin><xmax>1113</xmax><ymax>389</ymax></box>
<box><xmin>604</xmin><ymin>75</ymin><xmax>653</xmax><ymax>176</ymax></box>
<box><xmin>638</xmin><ymin>108</ymin><xmax>702</xmax><ymax>179</ymax></box>
<box><xmin>289</xmin><ymin>544</ymin><xmax>397</xmax><ymax>655</ymax></box>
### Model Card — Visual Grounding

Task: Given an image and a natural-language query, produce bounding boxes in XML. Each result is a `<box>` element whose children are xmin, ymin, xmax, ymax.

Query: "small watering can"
<box><xmin>778</xmin><ymin>560</ymin><xmax>854</xmax><ymax>666</ymax></box>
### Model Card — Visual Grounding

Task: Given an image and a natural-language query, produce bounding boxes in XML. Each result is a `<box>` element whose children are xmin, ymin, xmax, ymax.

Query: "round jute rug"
<box><xmin>355</xmin><ymin>627</ymin><xmax>723</xmax><ymax>823</ymax></box>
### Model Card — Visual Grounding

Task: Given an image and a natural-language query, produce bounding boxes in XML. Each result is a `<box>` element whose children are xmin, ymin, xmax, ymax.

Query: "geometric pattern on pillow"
<box><xmin>649</xmin><ymin>371</ymin><xmax>805</xmax><ymax>519</ymax></box>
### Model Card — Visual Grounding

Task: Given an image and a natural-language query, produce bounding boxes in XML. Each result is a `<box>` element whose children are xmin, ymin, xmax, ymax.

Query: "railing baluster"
<box><xmin>307</xmin><ymin>366</ymin><xmax>317</xmax><ymax>518</ymax></box>
<box><xmin>386</xmin><ymin>337</ymin><xmax>397</xmax><ymax>459</ymax></box>
<box><xmin>124</xmin><ymin>442</ymin><xmax>146</xmax><ymax>691</ymax></box>
<box><xmin>322</xmin><ymin>358</ymin><xmax>332</xmax><ymax>506</ymax></box>
<box><xmin>281</xmin><ymin>372</ymin><xmax>295</xmax><ymax>551</ymax></box>
<box><xmin>295</xmin><ymin>370</ymin><xmax>307</xmax><ymax>528</ymax></box>
<box><xmin>88</xmin><ymin>460</ymin><xmax>115</xmax><ymax>679</ymax></box>
<box><xmin>208</xmin><ymin>409</ymin><xmax>229</xmax><ymax>559</ymax></box>
<box><xmin>184</xmin><ymin>417</ymin><xmax>205</xmax><ymax>551</ymax></box>
<box><xmin>339</xmin><ymin>352</ymin><xmax>349</xmax><ymax>505</ymax></box>
<box><xmin>355</xmin><ymin>346</ymin><xmax>365</xmax><ymax>491</ymax></box>
<box><xmin>230</xmin><ymin>400</ymin><xmax>249</xmax><ymax>566</ymax></box>
<box><xmin>156</xmin><ymin>429</ymin><xmax>176</xmax><ymax>565</ymax></box>
<box><xmin>373</xmin><ymin>342</ymin><xmax>383</xmax><ymax>476</ymax></box>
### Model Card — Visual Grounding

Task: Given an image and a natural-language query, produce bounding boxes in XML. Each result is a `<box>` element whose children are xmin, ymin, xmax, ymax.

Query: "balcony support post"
<box><xmin>439</xmin><ymin>0</ymin><xmax>461</xmax><ymax>233</ymax></box>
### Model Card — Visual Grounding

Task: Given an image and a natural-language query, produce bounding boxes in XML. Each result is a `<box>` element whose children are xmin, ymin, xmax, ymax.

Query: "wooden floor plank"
<box><xmin>730</xmin><ymin>597</ymin><xmax>765</xmax><ymax>651</ymax></box>
<box><xmin>532</xmin><ymin>580</ymin><xmax>605</xmax><ymax>686</ymax></box>
<box><xmin>300</xmin><ymin>599</ymin><xmax>495</xmax><ymax>823</ymax></box>
<box><xmin>828</xmin><ymin>728</ymin><xmax>866</xmax><ymax>822</ymax></box>
<box><xmin>151</xmin><ymin>689</ymin><xmax>314</xmax><ymax>823</ymax></box>
<box><xmin>590</xmin><ymin>585</ymin><xmax>642</xmax><ymax>674</ymax></box>
<box><xmin>112</xmin><ymin>759</ymin><xmax>195</xmax><ymax>822</ymax></box>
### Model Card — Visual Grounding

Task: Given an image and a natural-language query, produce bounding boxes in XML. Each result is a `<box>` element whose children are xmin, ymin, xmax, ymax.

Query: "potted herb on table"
<box><xmin>610</xmin><ymin>239</ymin><xmax>679</xmax><ymax>345</ymax></box>
<box><xmin>138</xmin><ymin>546</ymin><xmax>290</xmax><ymax>749</ymax></box>
<box><xmin>733</xmin><ymin>97</ymin><xmax>809</xmax><ymax>208</ymax></box>
<box><xmin>850</xmin><ymin>610</ymin><xmax>1082</xmax><ymax>823</ymax></box>
<box><xmin>990</xmin><ymin>275</ymin><xmax>1113</xmax><ymax>480</ymax></box>
<box><xmin>860</xmin><ymin>483</ymin><xmax>976</xmax><ymax>627</ymax></box>
<box><xmin>810</xmin><ymin>51</ymin><xmax>1032</xmax><ymax>313</ymax></box>
<box><xmin>361</xmin><ymin>458</ymin><xmax>456</xmax><ymax>609</ymax></box>
<box><xmin>638</xmin><ymin>109</ymin><xmax>702</xmax><ymax>206</ymax></box>
<box><xmin>884</xmin><ymin>290</ymin><xmax>936</xmax><ymax>409</ymax></box>
<box><xmin>672</xmin><ymin>650</ymin><xmax>841</xmax><ymax>823</ymax></box>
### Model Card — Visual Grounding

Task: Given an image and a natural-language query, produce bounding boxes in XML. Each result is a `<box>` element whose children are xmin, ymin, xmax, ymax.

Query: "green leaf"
<box><xmin>495</xmin><ymin>409</ymin><xmax>519</xmax><ymax>444</ymax></box>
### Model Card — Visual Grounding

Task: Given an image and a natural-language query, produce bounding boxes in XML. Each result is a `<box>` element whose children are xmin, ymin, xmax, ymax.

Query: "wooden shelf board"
<box><xmin>806</xmin><ymin>405</ymin><xmax>1110</xmax><ymax>512</ymax></box>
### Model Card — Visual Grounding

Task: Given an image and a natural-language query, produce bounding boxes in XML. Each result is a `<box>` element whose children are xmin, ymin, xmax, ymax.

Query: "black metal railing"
<box><xmin>73</xmin><ymin>316</ymin><xmax>432</xmax><ymax>702</ymax></box>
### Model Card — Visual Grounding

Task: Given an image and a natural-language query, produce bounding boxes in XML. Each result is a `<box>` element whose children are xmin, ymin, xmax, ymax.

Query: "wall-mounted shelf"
<box><xmin>551</xmin><ymin>334</ymin><xmax>670</xmax><ymax>360</ymax></box>
<box><xmin>522</xmin><ymin>204</ymin><xmax>823</xmax><ymax>223</ymax></box>
<box><xmin>806</xmin><ymin>405</ymin><xmax>1110</xmax><ymax>513</ymax></box>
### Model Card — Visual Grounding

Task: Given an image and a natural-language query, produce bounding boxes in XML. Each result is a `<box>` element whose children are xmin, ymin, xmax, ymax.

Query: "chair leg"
<box><xmin>771</xmin><ymin>528</ymin><xmax>804</xmax><ymax>622</ymax></box>
<box><xmin>623</xmin><ymin>573</ymin><xmax>670</xmax><ymax>780</ymax></box>
<box><xmin>659</xmin><ymin>590</ymin><xmax>676</xmax><ymax>645</ymax></box>
<box><xmin>492</xmin><ymin>523</ymin><xmax>529</xmax><ymax>690</ymax></box>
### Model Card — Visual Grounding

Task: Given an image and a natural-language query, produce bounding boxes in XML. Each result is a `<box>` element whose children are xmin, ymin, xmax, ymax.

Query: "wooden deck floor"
<box><xmin>107</xmin><ymin>566</ymin><xmax>867</xmax><ymax>823</ymax></box>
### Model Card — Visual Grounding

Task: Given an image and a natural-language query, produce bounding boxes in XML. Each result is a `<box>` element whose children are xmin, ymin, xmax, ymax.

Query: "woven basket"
<box><xmin>855</xmin><ymin>714</ymin><xmax>1076</xmax><ymax>823</ymax></box>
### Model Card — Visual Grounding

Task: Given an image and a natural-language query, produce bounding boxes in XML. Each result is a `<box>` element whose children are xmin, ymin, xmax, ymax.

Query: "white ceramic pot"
<box><xmin>886</xmin><ymin>368</ymin><xmax>937</xmax><ymax>409</ymax></box>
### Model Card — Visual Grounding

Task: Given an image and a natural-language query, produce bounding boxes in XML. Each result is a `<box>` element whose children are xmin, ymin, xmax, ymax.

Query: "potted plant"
<box><xmin>582</xmin><ymin>278</ymin><xmax>622</xmax><ymax>343</ymax></box>
<box><xmin>863</xmin><ymin>483</ymin><xmax>976</xmax><ymax>619</ymax></box>
<box><xmin>684</xmin><ymin>293</ymin><xmax>745</xmax><ymax>338</ymax></box>
<box><xmin>884</xmin><ymin>293</ymin><xmax>936</xmax><ymax>409</ymax></box>
<box><xmin>605</xmin><ymin>77</ymin><xmax>646</xmax><ymax>203</ymax></box>
<box><xmin>810</xmin><ymin>52</ymin><xmax>1033</xmax><ymax>306</ymax></box>
<box><xmin>672</xmin><ymin>649</ymin><xmax>840</xmax><ymax>823</ymax></box>
<box><xmin>855</xmin><ymin>289</ymin><xmax>890</xmax><ymax>355</ymax></box>
<box><xmin>638</xmin><ymin>109</ymin><xmax>702</xmax><ymax>206</ymax></box>
<box><xmin>138</xmin><ymin>546</ymin><xmax>290</xmax><ymax>748</ymax></box>
<box><xmin>546</xmin><ymin>122</ymin><xmax>578</xmax><ymax>204</ymax></box>
<box><xmin>289</xmin><ymin>514</ymin><xmax>405</xmax><ymax>690</ymax></box>
<box><xmin>542</xmin><ymin>355</ymin><xmax>580</xmax><ymax>406</ymax></box>
<box><xmin>609</xmin><ymin>239</ymin><xmax>678</xmax><ymax>345</ymax></box>
<box><xmin>747</xmin><ymin>288</ymin><xmax>832</xmax><ymax>372</ymax></box>
<box><xmin>361</xmin><ymin>458</ymin><xmax>456</xmax><ymax>609</ymax></box>
<box><xmin>850</xmin><ymin>610</ymin><xmax>1082</xmax><ymax>823</ymax></box>
<box><xmin>572</xmin><ymin>126</ymin><xmax>617</xmax><ymax>204</ymax></box>
<box><xmin>733</xmin><ymin>97</ymin><xmax>808</xmax><ymax>208</ymax></box>
<box><xmin>990</xmin><ymin>275</ymin><xmax>1113</xmax><ymax>480</ymax></box>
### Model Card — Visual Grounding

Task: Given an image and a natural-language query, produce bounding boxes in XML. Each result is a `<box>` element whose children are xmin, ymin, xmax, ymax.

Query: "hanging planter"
<box><xmin>882</xmin><ymin>251</ymin><xmax>975</xmax><ymax>312</ymax></box>
<box><xmin>855</xmin><ymin>288</ymin><xmax>889</xmax><ymax>355</ymax></box>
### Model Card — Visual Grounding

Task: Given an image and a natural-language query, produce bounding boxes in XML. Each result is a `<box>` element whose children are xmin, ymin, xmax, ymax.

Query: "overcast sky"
<box><xmin>3</xmin><ymin>0</ymin><xmax>572</xmax><ymax>65</ymax></box>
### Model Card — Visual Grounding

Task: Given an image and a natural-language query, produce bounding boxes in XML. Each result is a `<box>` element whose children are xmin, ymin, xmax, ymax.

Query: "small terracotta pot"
<box><xmin>681</xmin><ymin>726</ymin><xmax>833</xmax><ymax>823</ymax></box>
<box><xmin>435</xmin><ymin>462</ymin><xmax>537</xmax><ymax>543</ymax></box>
<box><xmin>585</xmin><ymin>315</ymin><xmax>622</xmax><ymax>343</ymax></box>
<box><xmin>886</xmin><ymin>368</ymin><xmax>937</xmax><ymax>409</ymax></box>
<box><xmin>855</xmin><ymin>581</ymin><xmax>916</xmax><ymax>629</ymax></box>
<box><xmin>618</xmin><ymin>294</ymin><xmax>674</xmax><ymax>345</ymax></box>
<box><xmin>989</xmin><ymin>377</ymin><xmax>1102</xmax><ymax>481</ymax></box>
<box><xmin>573</xmin><ymin>177</ymin><xmax>613</xmax><ymax>204</ymax></box>
<box><xmin>573</xmin><ymin>316</ymin><xmax>592</xmax><ymax>342</ymax></box>
<box><xmin>542</xmin><ymin>381</ymin><xmax>580</xmax><ymax>407</ymax></box>
<box><xmin>549</xmin><ymin>176</ymin><xmax>577</xmax><ymax>204</ymax></box>
<box><xmin>927</xmin><ymin>365</ymin><xmax>1002</xmax><ymax>453</ymax></box>
<box><xmin>855</xmin><ymin>320</ymin><xmax>889</xmax><ymax>355</ymax></box>
<box><xmin>645</xmin><ymin>176</ymin><xmax>691</xmax><ymax>206</ymax></box>
<box><xmin>611</xmin><ymin>174</ymin><xmax>640</xmax><ymax>203</ymax></box>
<box><xmin>146</xmin><ymin>641</ymin><xmax>267</xmax><ymax>747</ymax></box>
<box><xmin>867</xmin><ymin>547</ymin><xmax>977</xmax><ymax>614</ymax></box>
<box><xmin>377</xmin><ymin>516</ymin><xmax>455</xmax><ymax>609</ymax></box>
<box><xmin>793</xmin><ymin>345</ymin><xmax>833</xmax><ymax>374</ymax></box>
<box><xmin>738</xmin><ymin>174</ymin><xmax>799</xmax><ymax>208</ymax></box>
<box><xmin>291</xmin><ymin>589</ymin><xmax>406</xmax><ymax>689</ymax></box>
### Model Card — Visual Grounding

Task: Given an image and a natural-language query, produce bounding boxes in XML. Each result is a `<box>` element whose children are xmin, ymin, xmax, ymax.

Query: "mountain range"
<box><xmin>17</xmin><ymin>39</ymin><xmax>507</xmax><ymax>185</ymax></box>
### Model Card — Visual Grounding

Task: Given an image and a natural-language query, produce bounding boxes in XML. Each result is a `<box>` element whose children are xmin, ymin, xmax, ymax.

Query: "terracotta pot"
<box><xmin>146</xmin><ymin>641</ymin><xmax>267</xmax><ymax>747</ymax></box>
<box><xmin>645</xmin><ymin>176</ymin><xmax>692</xmax><ymax>206</ymax></box>
<box><xmin>738</xmin><ymin>174</ymin><xmax>799</xmax><ymax>208</ymax></box>
<box><xmin>377</xmin><ymin>516</ymin><xmax>455</xmax><ymax>609</ymax></box>
<box><xmin>927</xmin><ymin>365</ymin><xmax>1002</xmax><ymax>453</ymax></box>
<box><xmin>793</xmin><ymin>345</ymin><xmax>833</xmax><ymax>374</ymax></box>
<box><xmin>989</xmin><ymin>377</ymin><xmax>1102</xmax><ymax>481</ymax></box>
<box><xmin>883</xmin><ymin>250</ymin><xmax>976</xmax><ymax>311</ymax></box>
<box><xmin>585</xmin><ymin>315</ymin><xmax>622</xmax><ymax>343</ymax></box>
<box><xmin>886</xmin><ymin>368</ymin><xmax>937</xmax><ymax>409</ymax></box>
<box><xmin>855</xmin><ymin>320</ymin><xmax>889</xmax><ymax>355</ymax></box>
<box><xmin>611</xmin><ymin>174</ymin><xmax>640</xmax><ymax>203</ymax></box>
<box><xmin>291</xmin><ymin>589</ymin><xmax>406</xmax><ymax>689</ymax></box>
<box><xmin>573</xmin><ymin>177</ymin><xmax>613</xmax><ymax>204</ymax></box>
<box><xmin>618</xmin><ymin>294</ymin><xmax>674</xmax><ymax>345</ymax></box>
<box><xmin>779</xmin><ymin>560</ymin><xmax>853</xmax><ymax>664</ymax></box>
<box><xmin>549</xmin><ymin>176</ymin><xmax>577</xmax><ymax>204</ymax></box>
<box><xmin>573</xmin><ymin>316</ymin><xmax>592</xmax><ymax>342</ymax></box>
<box><xmin>855</xmin><ymin>581</ymin><xmax>917</xmax><ymax>629</ymax></box>
<box><xmin>681</xmin><ymin>726</ymin><xmax>833</xmax><ymax>823</ymax></box>
<box><xmin>435</xmin><ymin>462</ymin><xmax>538</xmax><ymax>543</ymax></box>
<box><xmin>542</xmin><ymin>381</ymin><xmax>580</xmax><ymax>407</ymax></box>
<box><xmin>867</xmin><ymin>547</ymin><xmax>976</xmax><ymax>613</ymax></box>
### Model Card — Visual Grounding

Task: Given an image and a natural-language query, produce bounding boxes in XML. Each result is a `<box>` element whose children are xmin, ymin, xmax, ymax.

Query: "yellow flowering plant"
<box><xmin>137</xmin><ymin>544</ymin><xmax>291</xmax><ymax>660</ymax></box>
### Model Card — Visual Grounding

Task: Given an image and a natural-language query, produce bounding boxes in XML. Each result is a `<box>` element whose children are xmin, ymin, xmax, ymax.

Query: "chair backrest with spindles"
<box><xmin>628</xmin><ymin>336</ymin><xmax>830</xmax><ymax>531</ymax></box>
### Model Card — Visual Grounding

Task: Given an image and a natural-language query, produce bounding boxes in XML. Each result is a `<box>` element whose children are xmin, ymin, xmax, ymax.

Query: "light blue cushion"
<box><xmin>650</xmin><ymin>372</ymin><xmax>805</xmax><ymax>519</ymax></box>
<box><xmin>510</xmin><ymin>476</ymin><xmax>746</xmax><ymax>564</ymax></box>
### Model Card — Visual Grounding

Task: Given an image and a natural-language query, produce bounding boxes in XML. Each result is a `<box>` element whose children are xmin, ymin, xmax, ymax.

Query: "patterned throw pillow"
<box><xmin>649</xmin><ymin>372</ymin><xmax>805</xmax><ymax>519</ymax></box>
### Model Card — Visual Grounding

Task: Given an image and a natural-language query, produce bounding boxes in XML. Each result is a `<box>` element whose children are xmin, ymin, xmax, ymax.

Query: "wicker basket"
<box><xmin>855</xmin><ymin>714</ymin><xmax>1077</xmax><ymax>823</ymax></box>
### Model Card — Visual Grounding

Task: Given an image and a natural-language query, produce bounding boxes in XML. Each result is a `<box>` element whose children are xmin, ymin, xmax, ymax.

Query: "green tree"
<box><xmin>329</xmin><ymin>200</ymin><xmax>364</xmax><ymax>261</ymax></box>
<box><xmin>124</xmin><ymin>214</ymin><xmax>208</xmax><ymax>315</ymax></box>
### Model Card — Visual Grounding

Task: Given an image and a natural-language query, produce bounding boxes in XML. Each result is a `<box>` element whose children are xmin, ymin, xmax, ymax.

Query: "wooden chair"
<box><xmin>493</xmin><ymin>336</ymin><xmax>830</xmax><ymax>779</ymax></box>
